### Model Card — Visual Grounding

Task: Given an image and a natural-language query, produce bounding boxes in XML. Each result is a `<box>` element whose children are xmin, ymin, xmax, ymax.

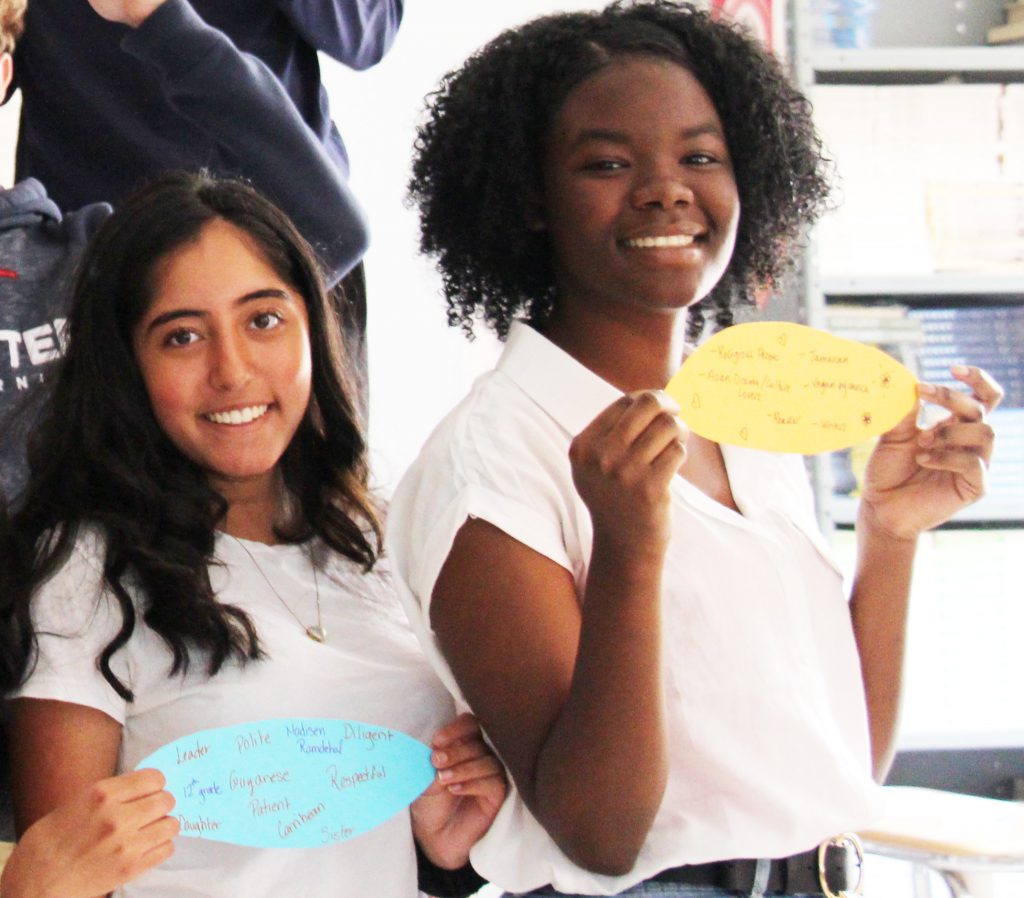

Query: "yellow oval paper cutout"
<box><xmin>665</xmin><ymin>321</ymin><xmax>918</xmax><ymax>455</ymax></box>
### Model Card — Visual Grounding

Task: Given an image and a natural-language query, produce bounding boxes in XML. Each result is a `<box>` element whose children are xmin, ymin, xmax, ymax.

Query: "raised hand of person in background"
<box><xmin>86</xmin><ymin>0</ymin><xmax>164</xmax><ymax>28</ymax></box>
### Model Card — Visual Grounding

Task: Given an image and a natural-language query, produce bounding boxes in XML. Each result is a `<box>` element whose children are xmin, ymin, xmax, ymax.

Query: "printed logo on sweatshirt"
<box><xmin>0</xmin><ymin>317</ymin><xmax>67</xmax><ymax>395</ymax></box>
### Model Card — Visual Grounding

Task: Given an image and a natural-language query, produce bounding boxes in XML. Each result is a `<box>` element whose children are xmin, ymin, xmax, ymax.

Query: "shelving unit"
<box><xmin>809</xmin><ymin>45</ymin><xmax>1024</xmax><ymax>83</ymax></box>
<box><xmin>791</xmin><ymin>2</ymin><xmax>1024</xmax><ymax>532</ymax></box>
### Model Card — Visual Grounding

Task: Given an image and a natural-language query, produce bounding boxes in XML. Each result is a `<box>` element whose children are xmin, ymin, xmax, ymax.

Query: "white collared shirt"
<box><xmin>387</xmin><ymin>321</ymin><xmax>881</xmax><ymax>895</ymax></box>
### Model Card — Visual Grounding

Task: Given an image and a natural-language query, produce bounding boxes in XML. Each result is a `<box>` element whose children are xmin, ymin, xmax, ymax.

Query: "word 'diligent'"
<box><xmin>135</xmin><ymin>718</ymin><xmax>434</xmax><ymax>849</ymax></box>
<box><xmin>666</xmin><ymin>321</ymin><xmax>917</xmax><ymax>454</ymax></box>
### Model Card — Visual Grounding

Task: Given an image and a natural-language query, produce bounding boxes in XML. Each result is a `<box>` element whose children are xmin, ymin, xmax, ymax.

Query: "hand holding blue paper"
<box><xmin>136</xmin><ymin>719</ymin><xmax>436</xmax><ymax>849</ymax></box>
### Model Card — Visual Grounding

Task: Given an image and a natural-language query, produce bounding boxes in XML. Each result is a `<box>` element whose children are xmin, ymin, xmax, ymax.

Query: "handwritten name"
<box><xmin>297</xmin><ymin>738</ymin><xmax>345</xmax><ymax>755</ymax></box>
<box><xmin>326</xmin><ymin>763</ymin><xmax>388</xmax><ymax>792</ymax></box>
<box><xmin>286</xmin><ymin>721</ymin><xmax>326</xmax><ymax>739</ymax></box>
<box><xmin>228</xmin><ymin>768</ymin><xmax>291</xmax><ymax>796</ymax></box>
<box><xmin>278</xmin><ymin>802</ymin><xmax>326</xmax><ymax>840</ymax></box>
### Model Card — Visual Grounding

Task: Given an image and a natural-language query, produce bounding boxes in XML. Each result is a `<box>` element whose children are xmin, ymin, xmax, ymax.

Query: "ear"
<box><xmin>0</xmin><ymin>53</ymin><xmax>13</xmax><ymax>100</ymax></box>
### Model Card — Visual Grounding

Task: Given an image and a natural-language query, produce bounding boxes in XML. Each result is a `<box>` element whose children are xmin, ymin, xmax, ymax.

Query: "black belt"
<box><xmin>649</xmin><ymin>834</ymin><xmax>865</xmax><ymax>897</ymax></box>
<box><xmin>526</xmin><ymin>833</ymin><xmax>864</xmax><ymax>897</ymax></box>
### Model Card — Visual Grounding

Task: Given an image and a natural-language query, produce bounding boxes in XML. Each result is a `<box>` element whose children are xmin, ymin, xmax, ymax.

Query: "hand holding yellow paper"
<box><xmin>665</xmin><ymin>322</ymin><xmax>918</xmax><ymax>454</ymax></box>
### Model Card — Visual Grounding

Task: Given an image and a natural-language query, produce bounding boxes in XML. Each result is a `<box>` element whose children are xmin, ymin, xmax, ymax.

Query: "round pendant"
<box><xmin>306</xmin><ymin>625</ymin><xmax>327</xmax><ymax>643</ymax></box>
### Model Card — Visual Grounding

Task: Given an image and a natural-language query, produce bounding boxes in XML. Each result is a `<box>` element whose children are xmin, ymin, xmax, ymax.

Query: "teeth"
<box><xmin>624</xmin><ymin>235</ymin><xmax>696</xmax><ymax>248</ymax></box>
<box><xmin>205</xmin><ymin>404</ymin><xmax>269</xmax><ymax>425</ymax></box>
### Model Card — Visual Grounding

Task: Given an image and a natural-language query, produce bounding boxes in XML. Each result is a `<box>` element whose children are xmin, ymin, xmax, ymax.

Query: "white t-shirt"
<box><xmin>387</xmin><ymin>321</ymin><xmax>883</xmax><ymax>895</ymax></box>
<box><xmin>14</xmin><ymin>528</ymin><xmax>454</xmax><ymax>898</ymax></box>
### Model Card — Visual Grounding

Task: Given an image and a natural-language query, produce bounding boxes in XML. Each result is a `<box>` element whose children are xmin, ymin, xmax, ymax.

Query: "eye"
<box><xmin>163</xmin><ymin>328</ymin><xmax>200</xmax><ymax>348</ymax></box>
<box><xmin>250</xmin><ymin>310</ymin><xmax>284</xmax><ymax>331</ymax></box>
<box><xmin>684</xmin><ymin>152</ymin><xmax>718</xmax><ymax>166</ymax></box>
<box><xmin>581</xmin><ymin>158</ymin><xmax>628</xmax><ymax>173</ymax></box>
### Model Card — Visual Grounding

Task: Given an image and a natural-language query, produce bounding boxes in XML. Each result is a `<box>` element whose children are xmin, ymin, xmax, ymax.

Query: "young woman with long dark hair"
<box><xmin>0</xmin><ymin>171</ymin><xmax>504</xmax><ymax>898</ymax></box>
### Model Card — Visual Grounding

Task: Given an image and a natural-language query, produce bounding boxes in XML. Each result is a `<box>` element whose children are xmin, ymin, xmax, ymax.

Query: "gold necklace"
<box><xmin>233</xmin><ymin>537</ymin><xmax>327</xmax><ymax>643</ymax></box>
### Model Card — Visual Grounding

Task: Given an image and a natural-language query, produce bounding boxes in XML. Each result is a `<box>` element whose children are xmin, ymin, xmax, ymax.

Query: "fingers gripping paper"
<box><xmin>136</xmin><ymin>719</ymin><xmax>435</xmax><ymax>849</ymax></box>
<box><xmin>666</xmin><ymin>322</ymin><xmax>918</xmax><ymax>454</ymax></box>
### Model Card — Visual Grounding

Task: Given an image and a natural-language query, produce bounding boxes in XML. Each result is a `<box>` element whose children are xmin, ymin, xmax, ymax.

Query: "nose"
<box><xmin>209</xmin><ymin>331</ymin><xmax>254</xmax><ymax>391</ymax></box>
<box><xmin>631</xmin><ymin>168</ymin><xmax>695</xmax><ymax>210</ymax></box>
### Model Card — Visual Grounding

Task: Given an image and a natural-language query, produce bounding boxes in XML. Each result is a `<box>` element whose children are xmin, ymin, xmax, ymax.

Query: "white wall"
<box><xmin>319</xmin><ymin>1</ymin><xmax>605</xmax><ymax>491</ymax></box>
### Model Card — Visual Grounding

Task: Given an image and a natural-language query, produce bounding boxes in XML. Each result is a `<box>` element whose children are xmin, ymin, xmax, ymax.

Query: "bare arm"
<box><xmin>430</xmin><ymin>391</ymin><xmax>685</xmax><ymax>875</ymax></box>
<box><xmin>851</xmin><ymin>366</ymin><xmax>1002</xmax><ymax>779</ymax></box>
<box><xmin>0</xmin><ymin>764</ymin><xmax>177</xmax><ymax>898</ymax></box>
<box><xmin>5</xmin><ymin>698</ymin><xmax>153</xmax><ymax>898</ymax></box>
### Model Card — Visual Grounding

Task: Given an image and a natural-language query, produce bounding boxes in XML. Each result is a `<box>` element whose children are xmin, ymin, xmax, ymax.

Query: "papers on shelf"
<box><xmin>810</xmin><ymin>84</ymin><xmax>1024</xmax><ymax>277</ymax></box>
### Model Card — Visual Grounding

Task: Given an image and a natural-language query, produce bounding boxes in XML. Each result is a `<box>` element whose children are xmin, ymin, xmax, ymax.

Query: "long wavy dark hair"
<box><xmin>411</xmin><ymin>0</ymin><xmax>831</xmax><ymax>342</ymax></box>
<box><xmin>0</xmin><ymin>172</ymin><xmax>381</xmax><ymax>701</ymax></box>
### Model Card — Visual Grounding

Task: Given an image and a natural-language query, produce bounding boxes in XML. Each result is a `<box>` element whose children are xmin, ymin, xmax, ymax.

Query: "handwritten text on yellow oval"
<box><xmin>665</xmin><ymin>322</ymin><xmax>918</xmax><ymax>454</ymax></box>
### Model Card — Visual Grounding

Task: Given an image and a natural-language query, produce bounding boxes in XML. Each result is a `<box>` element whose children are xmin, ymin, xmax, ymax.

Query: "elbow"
<box><xmin>558</xmin><ymin>829</ymin><xmax>646</xmax><ymax>877</ymax></box>
<box><xmin>532</xmin><ymin>766</ymin><xmax>664</xmax><ymax>877</ymax></box>
<box><xmin>545</xmin><ymin>802</ymin><xmax>655</xmax><ymax>877</ymax></box>
<box><xmin>326</xmin><ymin>209</ymin><xmax>370</xmax><ymax>287</ymax></box>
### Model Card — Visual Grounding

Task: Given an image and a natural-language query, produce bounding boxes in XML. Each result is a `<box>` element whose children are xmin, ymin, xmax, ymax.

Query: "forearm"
<box><xmin>122</xmin><ymin>0</ymin><xmax>369</xmax><ymax>285</ymax></box>
<box><xmin>529</xmin><ymin>536</ymin><xmax>668</xmax><ymax>875</ymax></box>
<box><xmin>849</xmin><ymin>504</ymin><xmax>918</xmax><ymax>781</ymax></box>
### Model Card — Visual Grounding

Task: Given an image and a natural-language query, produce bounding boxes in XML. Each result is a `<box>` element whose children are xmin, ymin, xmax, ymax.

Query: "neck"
<box><xmin>541</xmin><ymin>304</ymin><xmax>691</xmax><ymax>392</ymax></box>
<box><xmin>212</xmin><ymin>473</ymin><xmax>283</xmax><ymax>544</ymax></box>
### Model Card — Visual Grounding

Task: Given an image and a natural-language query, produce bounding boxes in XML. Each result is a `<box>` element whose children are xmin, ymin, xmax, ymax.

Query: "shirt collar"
<box><xmin>496</xmin><ymin>321</ymin><xmax>623</xmax><ymax>437</ymax></box>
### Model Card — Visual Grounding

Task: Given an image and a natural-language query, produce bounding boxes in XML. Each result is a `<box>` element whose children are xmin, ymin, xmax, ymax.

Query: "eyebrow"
<box><xmin>569</xmin><ymin>122</ymin><xmax>726</xmax><ymax>150</ymax></box>
<box><xmin>143</xmin><ymin>289</ymin><xmax>292</xmax><ymax>335</ymax></box>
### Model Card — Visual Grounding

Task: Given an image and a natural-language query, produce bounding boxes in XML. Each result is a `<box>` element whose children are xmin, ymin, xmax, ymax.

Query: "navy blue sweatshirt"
<box><xmin>8</xmin><ymin>0</ymin><xmax>402</xmax><ymax>211</ymax></box>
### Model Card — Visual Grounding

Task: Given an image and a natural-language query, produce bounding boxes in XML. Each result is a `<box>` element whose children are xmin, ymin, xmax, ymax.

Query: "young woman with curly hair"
<box><xmin>389</xmin><ymin>2</ymin><xmax>1002</xmax><ymax>895</ymax></box>
<box><xmin>0</xmin><ymin>172</ymin><xmax>505</xmax><ymax>898</ymax></box>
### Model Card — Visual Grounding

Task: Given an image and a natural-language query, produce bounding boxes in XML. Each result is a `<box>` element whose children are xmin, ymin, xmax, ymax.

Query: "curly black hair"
<box><xmin>411</xmin><ymin>0</ymin><xmax>831</xmax><ymax>342</ymax></box>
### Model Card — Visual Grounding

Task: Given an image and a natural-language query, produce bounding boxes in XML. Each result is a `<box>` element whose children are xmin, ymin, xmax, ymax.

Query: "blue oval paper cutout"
<box><xmin>135</xmin><ymin>719</ymin><xmax>435</xmax><ymax>849</ymax></box>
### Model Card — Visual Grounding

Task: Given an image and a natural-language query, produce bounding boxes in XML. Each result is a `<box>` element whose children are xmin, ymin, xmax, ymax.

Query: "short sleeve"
<box><xmin>386</xmin><ymin>374</ymin><xmax>585</xmax><ymax>705</ymax></box>
<box><xmin>12</xmin><ymin>531</ymin><xmax>131</xmax><ymax>724</ymax></box>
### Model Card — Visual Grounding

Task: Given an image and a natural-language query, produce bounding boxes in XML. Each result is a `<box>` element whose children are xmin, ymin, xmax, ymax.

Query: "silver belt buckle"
<box><xmin>817</xmin><ymin>832</ymin><xmax>865</xmax><ymax>898</ymax></box>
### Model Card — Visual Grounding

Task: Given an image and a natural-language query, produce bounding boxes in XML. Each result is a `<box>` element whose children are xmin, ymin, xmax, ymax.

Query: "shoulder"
<box><xmin>391</xmin><ymin>367</ymin><xmax>577</xmax><ymax>537</ymax></box>
<box><xmin>388</xmin><ymin>369</ymin><xmax>581</xmax><ymax>603</ymax></box>
<box><xmin>30</xmin><ymin>525</ymin><xmax>116</xmax><ymax>632</ymax></box>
